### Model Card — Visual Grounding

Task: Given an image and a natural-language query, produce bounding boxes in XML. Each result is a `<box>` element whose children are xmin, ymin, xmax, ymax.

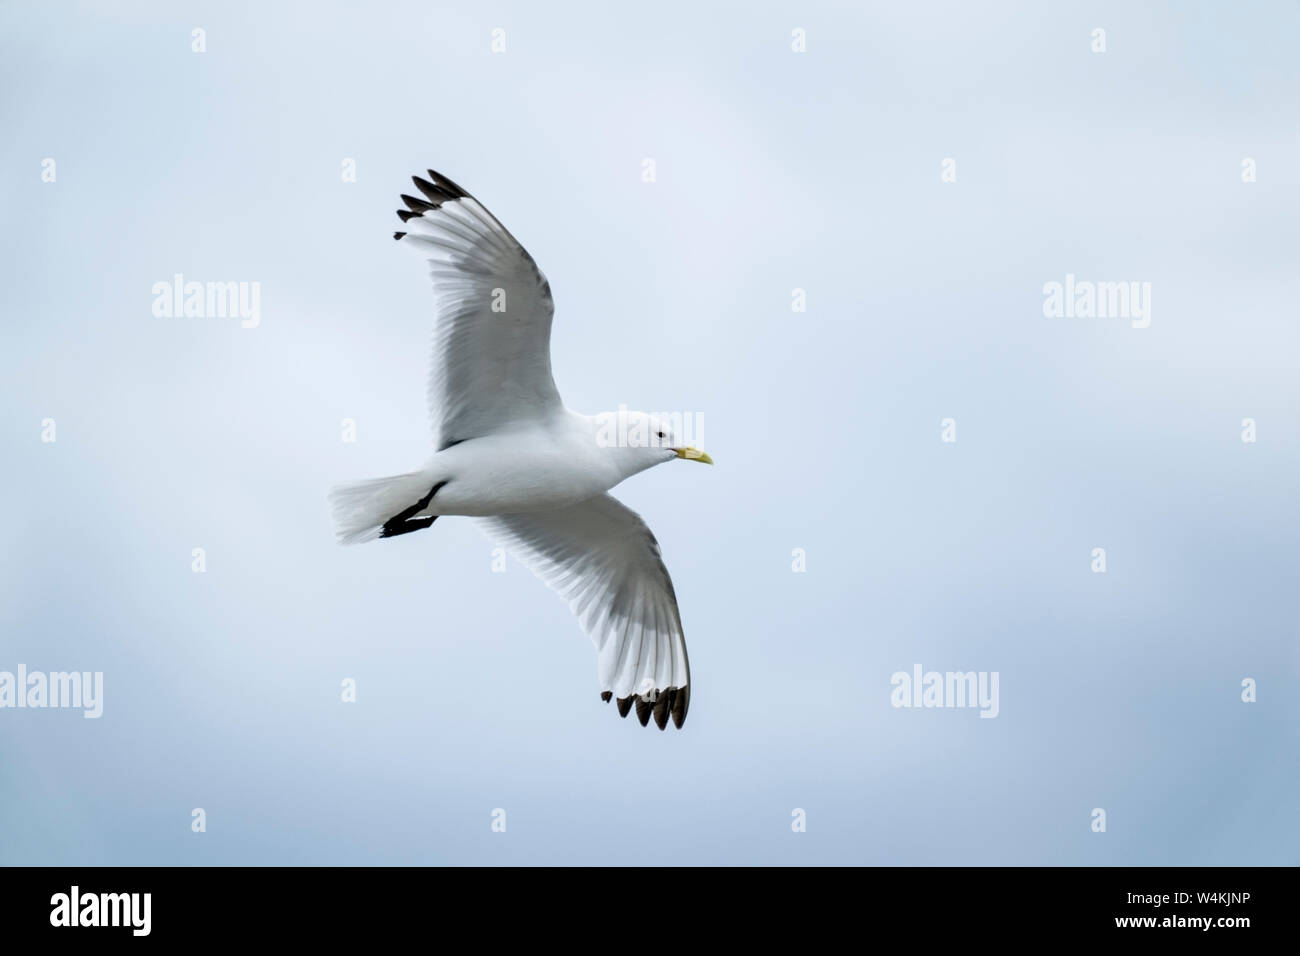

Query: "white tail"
<box><xmin>328</xmin><ymin>471</ymin><xmax>433</xmax><ymax>544</ymax></box>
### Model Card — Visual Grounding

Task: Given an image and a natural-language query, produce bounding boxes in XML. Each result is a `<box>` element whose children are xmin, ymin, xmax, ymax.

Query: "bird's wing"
<box><xmin>478</xmin><ymin>494</ymin><xmax>692</xmax><ymax>730</ymax></box>
<box><xmin>394</xmin><ymin>169</ymin><xmax>562</xmax><ymax>449</ymax></box>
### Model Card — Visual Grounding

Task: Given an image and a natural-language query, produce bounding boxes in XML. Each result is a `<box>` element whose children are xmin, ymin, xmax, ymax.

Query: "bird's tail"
<box><xmin>328</xmin><ymin>470</ymin><xmax>437</xmax><ymax>545</ymax></box>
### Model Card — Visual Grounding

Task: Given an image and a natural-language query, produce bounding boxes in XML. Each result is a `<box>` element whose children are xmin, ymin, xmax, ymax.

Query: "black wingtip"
<box><xmin>610</xmin><ymin>687</ymin><xmax>689</xmax><ymax>729</ymax></box>
<box><xmin>652</xmin><ymin>692</ymin><xmax>671</xmax><ymax>730</ymax></box>
<box><xmin>391</xmin><ymin>169</ymin><xmax>473</xmax><ymax>239</ymax></box>
<box><xmin>426</xmin><ymin>168</ymin><xmax>470</xmax><ymax>198</ymax></box>
<box><xmin>412</xmin><ymin>174</ymin><xmax>460</xmax><ymax>206</ymax></box>
<box><xmin>401</xmin><ymin>193</ymin><xmax>437</xmax><ymax>213</ymax></box>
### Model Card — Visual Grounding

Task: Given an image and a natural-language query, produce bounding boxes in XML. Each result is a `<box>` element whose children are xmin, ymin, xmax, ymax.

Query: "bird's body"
<box><xmin>411</xmin><ymin>412</ymin><xmax>671</xmax><ymax>517</ymax></box>
<box><xmin>329</xmin><ymin>169</ymin><xmax>711</xmax><ymax>730</ymax></box>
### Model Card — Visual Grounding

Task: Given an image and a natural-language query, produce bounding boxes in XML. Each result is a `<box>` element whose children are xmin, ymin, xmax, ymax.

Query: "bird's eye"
<box><xmin>656</xmin><ymin>431</ymin><xmax>666</xmax><ymax>439</ymax></box>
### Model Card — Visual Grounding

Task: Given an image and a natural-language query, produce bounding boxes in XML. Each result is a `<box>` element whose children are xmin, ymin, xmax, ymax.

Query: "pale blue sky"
<box><xmin>1</xmin><ymin>0</ymin><xmax>1297</xmax><ymax>865</ymax></box>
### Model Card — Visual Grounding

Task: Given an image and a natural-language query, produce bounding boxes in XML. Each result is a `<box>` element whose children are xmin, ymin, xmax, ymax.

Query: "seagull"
<box><xmin>329</xmin><ymin>169</ymin><xmax>713</xmax><ymax>730</ymax></box>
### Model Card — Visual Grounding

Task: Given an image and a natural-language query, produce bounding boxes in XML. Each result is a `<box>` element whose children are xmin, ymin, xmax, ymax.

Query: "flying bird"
<box><xmin>329</xmin><ymin>169</ymin><xmax>713</xmax><ymax>730</ymax></box>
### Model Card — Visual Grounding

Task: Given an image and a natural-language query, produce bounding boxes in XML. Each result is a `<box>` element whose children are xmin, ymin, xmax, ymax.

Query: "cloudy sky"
<box><xmin>1</xmin><ymin>0</ymin><xmax>1297</xmax><ymax>864</ymax></box>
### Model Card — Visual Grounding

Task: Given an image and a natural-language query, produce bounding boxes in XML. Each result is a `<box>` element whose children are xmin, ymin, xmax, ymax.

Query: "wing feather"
<box><xmin>478</xmin><ymin>494</ymin><xmax>692</xmax><ymax>730</ymax></box>
<box><xmin>394</xmin><ymin>169</ymin><xmax>561</xmax><ymax>449</ymax></box>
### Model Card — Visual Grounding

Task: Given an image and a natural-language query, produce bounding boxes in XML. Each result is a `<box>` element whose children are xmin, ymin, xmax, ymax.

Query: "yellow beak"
<box><xmin>674</xmin><ymin>447</ymin><xmax>714</xmax><ymax>465</ymax></box>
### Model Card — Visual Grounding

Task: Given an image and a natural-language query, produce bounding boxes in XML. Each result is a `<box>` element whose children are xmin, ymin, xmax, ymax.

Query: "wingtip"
<box><xmin>652</xmin><ymin>695</ymin><xmax>670</xmax><ymax>730</ymax></box>
<box><xmin>610</xmin><ymin>686</ymin><xmax>688</xmax><ymax>729</ymax></box>
<box><xmin>411</xmin><ymin>173</ymin><xmax>461</xmax><ymax>206</ymax></box>
<box><xmin>401</xmin><ymin>193</ymin><xmax>437</xmax><ymax>213</ymax></box>
<box><xmin>390</xmin><ymin>168</ymin><xmax>473</xmax><ymax>240</ymax></box>
<box><xmin>672</xmin><ymin>686</ymin><xmax>689</xmax><ymax>729</ymax></box>
<box><xmin>634</xmin><ymin>697</ymin><xmax>653</xmax><ymax>727</ymax></box>
<box><xmin>427</xmin><ymin>168</ymin><xmax>470</xmax><ymax>198</ymax></box>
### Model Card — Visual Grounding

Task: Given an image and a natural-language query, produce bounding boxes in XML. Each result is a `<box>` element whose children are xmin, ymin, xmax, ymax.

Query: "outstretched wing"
<box><xmin>479</xmin><ymin>494</ymin><xmax>692</xmax><ymax>730</ymax></box>
<box><xmin>394</xmin><ymin>169</ymin><xmax>562</xmax><ymax>449</ymax></box>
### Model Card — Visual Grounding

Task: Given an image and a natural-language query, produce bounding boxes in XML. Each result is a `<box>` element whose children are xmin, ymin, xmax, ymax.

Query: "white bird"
<box><xmin>329</xmin><ymin>169</ymin><xmax>713</xmax><ymax>730</ymax></box>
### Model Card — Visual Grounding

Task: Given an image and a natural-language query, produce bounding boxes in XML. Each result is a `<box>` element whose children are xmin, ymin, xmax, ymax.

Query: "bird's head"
<box><xmin>594</xmin><ymin>409</ymin><xmax>713</xmax><ymax>477</ymax></box>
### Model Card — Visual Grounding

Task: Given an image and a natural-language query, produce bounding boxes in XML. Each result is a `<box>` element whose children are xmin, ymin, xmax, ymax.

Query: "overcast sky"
<box><xmin>2</xmin><ymin>0</ymin><xmax>1297</xmax><ymax>864</ymax></box>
